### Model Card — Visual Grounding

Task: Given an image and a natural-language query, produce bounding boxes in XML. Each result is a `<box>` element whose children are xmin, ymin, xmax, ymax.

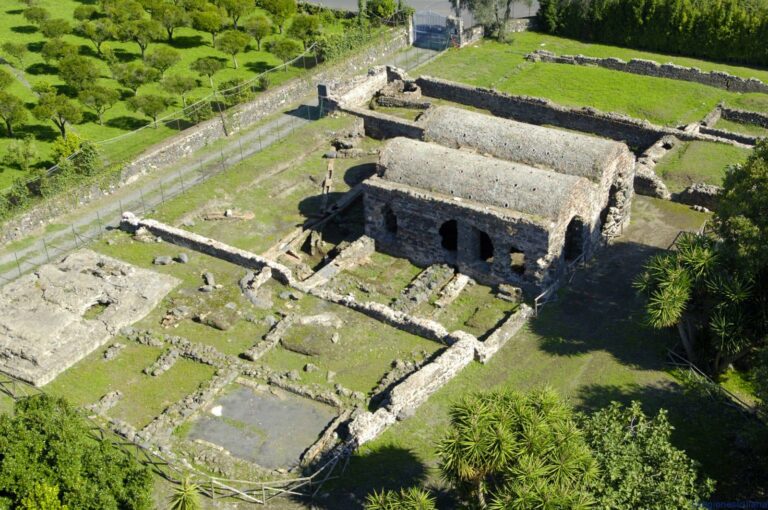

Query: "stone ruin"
<box><xmin>362</xmin><ymin>106</ymin><xmax>635</xmax><ymax>292</ymax></box>
<box><xmin>0</xmin><ymin>250</ymin><xmax>178</xmax><ymax>386</ymax></box>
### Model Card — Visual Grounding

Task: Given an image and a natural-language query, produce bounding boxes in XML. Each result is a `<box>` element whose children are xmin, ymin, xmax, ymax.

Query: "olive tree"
<box><xmin>215</xmin><ymin>29</ymin><xmax>251</xmax><ymax>68</ymax></box>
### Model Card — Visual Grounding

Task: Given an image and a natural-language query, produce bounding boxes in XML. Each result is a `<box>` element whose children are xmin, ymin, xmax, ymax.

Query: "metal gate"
<box><xmin>413</xmin><ymin>11</ymin><xmax>451</xmax><ymax>50</ymax></box>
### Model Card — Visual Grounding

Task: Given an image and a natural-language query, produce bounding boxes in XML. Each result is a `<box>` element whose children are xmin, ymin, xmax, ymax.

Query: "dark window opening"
<box><xmin>564</xmin><ymin>216</ymin><xmax>586</xmax><ymax>262</ymax></box>
<box><xmin>383</xmin><ymin>206</ymin><xmax>398</xmax><ymax>234</ymax></box>
<box><xmin>478</xmin><ymin>230</ymin><xmax>494</xmax><ymax>262</ymax></box>
<box><xmin>510</xmin><ymin>246</ymin><xmax>525</xmax><ymax>274</ymax></box>
<box><xmin>440</xmin><ymin>220</ymin><xmax>458</xmax><ymax>251</ymax></box>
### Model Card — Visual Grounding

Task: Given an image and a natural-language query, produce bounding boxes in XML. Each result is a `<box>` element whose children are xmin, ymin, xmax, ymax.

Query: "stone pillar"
<box><xmin>407</xmin><ymin>14</ymin><xmax>415</xmax><ymax>45</ymax></box>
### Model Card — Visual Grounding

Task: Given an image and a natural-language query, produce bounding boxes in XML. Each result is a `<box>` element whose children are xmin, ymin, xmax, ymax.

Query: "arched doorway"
<box><xmin>383</xmin><ymin>205</ymin><xmax>398</xmax><ymax>234</ymax></box>
<box><xmin>564</xmin><ymin>216</ymin><xmax>586</xmax><ymax>262</ymax></box>
<box><xmin>439</xmin><ymin>220</ymin><xmax>458</xmax><ymax>251</ymax></box>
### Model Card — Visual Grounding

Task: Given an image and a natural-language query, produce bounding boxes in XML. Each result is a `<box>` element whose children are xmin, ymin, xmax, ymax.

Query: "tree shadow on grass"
<box><xmin>26</xmin><ymin>62</ymin><xmax>58</xmax><ymax>76</ymax></box>
<box><xmin>11</xmin><ymin>25</ymin><xmax>37</xmax><ymax>35</ymax></box>
<box><xmin>293</xmin><ymin>444</ymin><xmax>431</xmax><ymax>509</ymax></box>
<box><xmin>111</xmin><ymin>48</ymin><xmax>139</xmax><ymax>63</ymax></box>
<box><xmin>575</xmin><ymin>381</ymin><xmax>768</xmax><ymax>501</ymax></box>
<box><xmin>532</xmin><ymin>240</ymin><xmax>675</xmax><ymax>371</ymax></box>
<box><xmin>18</xmin><ymin>124</ymin><xmax>59</xmax><ymax>143</ymax></box>
<box><xmin>106</xmin><ymin>116</ymin><xmax>149</xmax><ymax>131</ymax></box>
<box><xmin>6</xmin><ymin>9</ymin><xmax>24</xmax><ymax>15</ymax></box>
<box><xmin>170</xmin><ymin>35</ymin><xmax>204</xmax><ymax>49</ymax></box>
<box><xmin>244</xmin><ymin>61</ymin><xmax>273</xmax><ymax>74</ymax></box>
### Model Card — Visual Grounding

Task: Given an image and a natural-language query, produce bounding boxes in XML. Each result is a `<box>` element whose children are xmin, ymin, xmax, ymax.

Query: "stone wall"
<box><xmin>1</xmin><ymin>30</ymin><xmax>409</xmax><ymax>244</ymax></box>
<box><xmin>341</xmin><ymin>105</ymin><xmax>425</xmax><ymax>140</ymax></box>
<box><xmin>527</xmin><ymin>50</ymin><xmax>768</xmax><ymax>94</ymax></box>
<box><xmin>699</xmin><ymin>126</ymin><xmax>759</xmax><ymax>145</ymax></box>
<box><xmin>720</xmin><ymin>107</ymin><xmax>768</xmax><ymax>129</ymax></box>
<box><xmin>121</xmin><ymin>213</ymin><xmax>295</xmax><ymax>285</ymax></box>
<box><xmin>415</xmin><ymin>75</ymin><xmax>751</xmax><ymax>152</ymax></box>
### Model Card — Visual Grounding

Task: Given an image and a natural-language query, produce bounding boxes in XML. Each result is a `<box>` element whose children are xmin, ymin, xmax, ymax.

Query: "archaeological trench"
<box><xmin>0</xmin><ymin>61</ymin><xmax>762</xmax><ymax>498</ymax></box>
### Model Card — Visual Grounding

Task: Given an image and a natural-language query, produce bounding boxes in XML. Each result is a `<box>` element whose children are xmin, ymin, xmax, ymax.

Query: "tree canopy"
<box><xmin>582</xmin><ymin>401</ymin><xmax>714</xmax><ymax>509</ymax></box>
<box><xmin>245</xmin><ymin>15</ymin><xmax>272</xmax><ymax>51</ymax></box>
<box><xmin>636</xmin><ymin>141</ymin><xmax>768</xmax><ymax>375</ymax></box>
<box><xmin>437</xmin><ymin>388</ymin><xmax>598</xmax><ymax>509</ymax></box>
<box><xmin>0</xmin><ymin>394</ymin><xmax>153</xmax><ymax>510</ymax></box>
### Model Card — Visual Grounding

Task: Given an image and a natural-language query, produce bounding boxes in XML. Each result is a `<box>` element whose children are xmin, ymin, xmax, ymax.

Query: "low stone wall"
<box><xmin>699</xmin><ymin>126</ymin><xmax>759</xmax><ymax>145</ymax></box>
<box><xmin>462</xmin><ymin>25</ymin><xmax>484</xmax><ymax>46</ymax></box>
<box><xmin>307</xmin><ymin>287</ymin><xmax>472</xmax><ymax>345</ymax></box>
<box><xmin>1</xmin><ymin>30</ymin><xmax>409</xmax><ymax>244</ymax></box>
<box><xmin>527</xmin><ymin>50</ymin><xmax>768</xmax><ymax>94</ymax></box>
<box><xmin>633</xmin><ymin>135</ymin><xmax>678</xmax><ymax>200</ymax></box>
<box><xmin>721</xmin><ymin>107</ymin><xmax>768</xmax><ymax>129</ymax></box>
<box><xmin>340</xmin><ymin>105</ymin><xmax>425</xmax><ymax>140</ymax></box>
<box><xmin>415</xmin><ymin>76</ymin><xmax>747</xmax><ymax>152</ymax></box>
<box><xmin>673</xmin><ymin>183</ymin><xmax>721</xmax><ymax>210</ymax></box>
<box><xmin>121</xmin><ymin>213</ymin><xmax>295</xmax><ymax>285</ymax></box>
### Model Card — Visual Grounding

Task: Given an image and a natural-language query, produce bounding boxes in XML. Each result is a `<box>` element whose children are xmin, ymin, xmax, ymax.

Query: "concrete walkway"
<box><xmin>0</xmin><ymin>46</ymin><xmax>438</xmax><ymax>284</ymax></box>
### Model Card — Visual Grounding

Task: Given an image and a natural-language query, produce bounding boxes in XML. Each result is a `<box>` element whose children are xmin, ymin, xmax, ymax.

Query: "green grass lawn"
<box><xmin>654</xmin><ymin>141</ymin><xmax>752</xmax><ymax>192</ymax></box>
<box><xmin>418</xmin><ymin>34</ymin><xmax>768</xmax><ymax>127</ymax></box>
<box><xmin>321</xmin><ymin>196</ymin><xmax>766</xmax><ymax>503</ymax></box>
<box><xmin>0</xmin><ymin>0</ymin><xmax>373</xmax><ymax>189</ymax></box>
<box><xmin>45</xmin><ymin>342</ymin><xmax>217</xmax><ymax>429</ymax></box>
<box><xmin>150</xmin><ymin>114</ymin><xmax>375</xmax><ymax>255</ymax></box>
<box><xmin>714</xmin><ymin>118</ymin><xmax>768</xmax><ymax>137</ymax></box>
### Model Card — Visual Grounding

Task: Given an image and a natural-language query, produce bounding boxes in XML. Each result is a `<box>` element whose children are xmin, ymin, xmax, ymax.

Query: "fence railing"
<box><xmin>0</xmin><ymin>101</ymin><xmax>321</xmax><ymax>285</ymax></box>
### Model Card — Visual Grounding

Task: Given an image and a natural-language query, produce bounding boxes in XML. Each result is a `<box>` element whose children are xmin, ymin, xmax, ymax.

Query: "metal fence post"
<box><xmin>71</xmin><ymin>225</ymin><xmax>78</xmax><ymax>248</ymax></box>
<box><xmin>178</xmin><ymin>168</ymin><xmax>185</xmax><ymax>192</ymax></box>
<box><xmin>42</xmin><ymin>238</ymin><xmax>50</xmax><ymax>263</ymax></box>
<box><xmin>14</xmin><ymin>252</ymin><xmax>22</xmax><ymax>276</ymax></box>
<box><xmin>140</xmin><ymin>188</ymin><xmax>147</xmax><ymax>211</ymax></box>
<box><xmin>238</xmin><ymin>138</ymin><xmax>244</xmax><ymax>161</ymax></box>
<box><xmin>160</xmin><ymin>182</ymin><xmax>165</xmax><ymax>203</ymax></box>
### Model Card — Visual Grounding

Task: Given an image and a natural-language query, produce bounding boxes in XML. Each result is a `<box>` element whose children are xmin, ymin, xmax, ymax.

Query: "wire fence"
<box><xmin>0</xmin><ymin>100</ymin><xmax>322</xmax><ymax>285</ymax></box>
<box><xmin>0</xmin><ymin>42</ymin><xmax>440</xmax><ymax>286</ymax></box>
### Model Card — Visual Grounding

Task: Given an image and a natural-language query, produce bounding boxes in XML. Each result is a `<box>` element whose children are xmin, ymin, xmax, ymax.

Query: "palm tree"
<box><xmin>436</xmin><ymin>388</ymin><xmax>597</xmax><ymax>509</ymax></box>
<box><xmin>168</xmin><ymin>476</ymin><xmax>201</xmax><ymax>510</ymax></box>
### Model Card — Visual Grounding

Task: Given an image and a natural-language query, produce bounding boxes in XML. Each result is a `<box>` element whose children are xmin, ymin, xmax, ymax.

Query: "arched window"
<box><xmin>439</xmin><ymin>220</ymin><xmax>458</xmax><ymax>251</ymax></box>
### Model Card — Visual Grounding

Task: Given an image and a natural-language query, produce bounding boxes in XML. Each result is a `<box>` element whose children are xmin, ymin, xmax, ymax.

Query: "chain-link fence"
<box><xmin>0</xmin><ymin>40</ymin><xmax>440</xmax><ymax>285</ymax></box>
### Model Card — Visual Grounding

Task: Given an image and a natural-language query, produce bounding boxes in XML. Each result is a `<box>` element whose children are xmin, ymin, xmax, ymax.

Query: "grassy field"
<box><xmin>0</xmin><ymin>0</ymin><xmax>364</xmax><ymax>188</ymax></box>
<box><xmin>316</xmin><ymin>196</ymin><xmax>767</xmax><ymax>504</ymax></box>
<box><xmin>654</xmin><ymin>141</ymin><xmax>752</xmax><ymax>191</ymax></box>
<box><xmin>418</xmin><ymin>33</ymin><xmax>768</xmax><ymax>127</ymax></box>
<box><xmin>714</xmin><ymin>118</ymin><xmax>768</xmax><ymax>137</ymax></box>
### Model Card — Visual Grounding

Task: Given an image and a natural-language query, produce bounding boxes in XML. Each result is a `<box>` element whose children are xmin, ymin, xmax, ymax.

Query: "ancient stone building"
<box><xmin>362</xmin><ymin>108</ymin><xmax>636</xmax><ymax>292</ymax></box>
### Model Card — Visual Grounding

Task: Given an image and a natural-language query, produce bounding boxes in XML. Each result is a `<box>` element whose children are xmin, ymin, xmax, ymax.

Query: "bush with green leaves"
<box><xmin>0</xmin><ymin>91</ymin><xmax>29</xmax><ymax>137</ymax></box>
<box><xmin>437</xmin><ymin>387</ymin><xmax>598</xmax><ymax>509</ymax></box>
<box><xmin>268</xmin><ymin>37</ymin><xmax>303</xmax><ymax>68</ymax></box>
<box><xmin>2</xmin><ymin>135</ymin><xmax>38</xmax><ymax>172</ymax></box>
<box><xmin>364</xmin><ymin>487</ymin><xmax>436</xmax><ymax>510</ymax></box>
<box><xmin>366</xmin><ymin>0</ymin><xmax>397</xmax><ymax>22</ymax></box>
<box><xmin>218</xmin><ymin>78</ymin><xmax>254</xmax><ymax>107</ymax></box>
<box><xmin>0</xmin><ymin>394</ymin><xmax>153</xmax><ymax>509</ymax></box>
<box><xmin>582</xmin><ymin>401</ymin><xmax>714</xmax><ymax>509</ymax></box>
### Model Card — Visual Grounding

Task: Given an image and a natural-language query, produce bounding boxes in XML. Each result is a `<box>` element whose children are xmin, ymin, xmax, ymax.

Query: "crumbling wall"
<box><xmin>340</xmin><ymin>105</ymin><xmax>424</xmax><ymax>139</ymax></box>
<box><xmin>721</xmin><ymin>107</ymin><xmax>768</xmax><ymax>129</ymax></box>
<box><xmin>699</xmin><ymin>126</ymin><xmax>759</xmax><ymax>145</ymax></box>
<box><xmin>121</xmin><ymin>212</ymin><xmax>295</xmax><ymax>285</ymax></box>
<box><xmin>363</xmin><ymin>179</ymin><xmax>557</xmax><ymax>291</ymax></box>
<box><xmin>527</xmin><ymin>50</ymin><xmax>768</xmax><ymax>94</ymax></box>
<box><xmin>415</xmin><ymin>76</ymin><xmax>751</xmax><ymax>152</ymax></box>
